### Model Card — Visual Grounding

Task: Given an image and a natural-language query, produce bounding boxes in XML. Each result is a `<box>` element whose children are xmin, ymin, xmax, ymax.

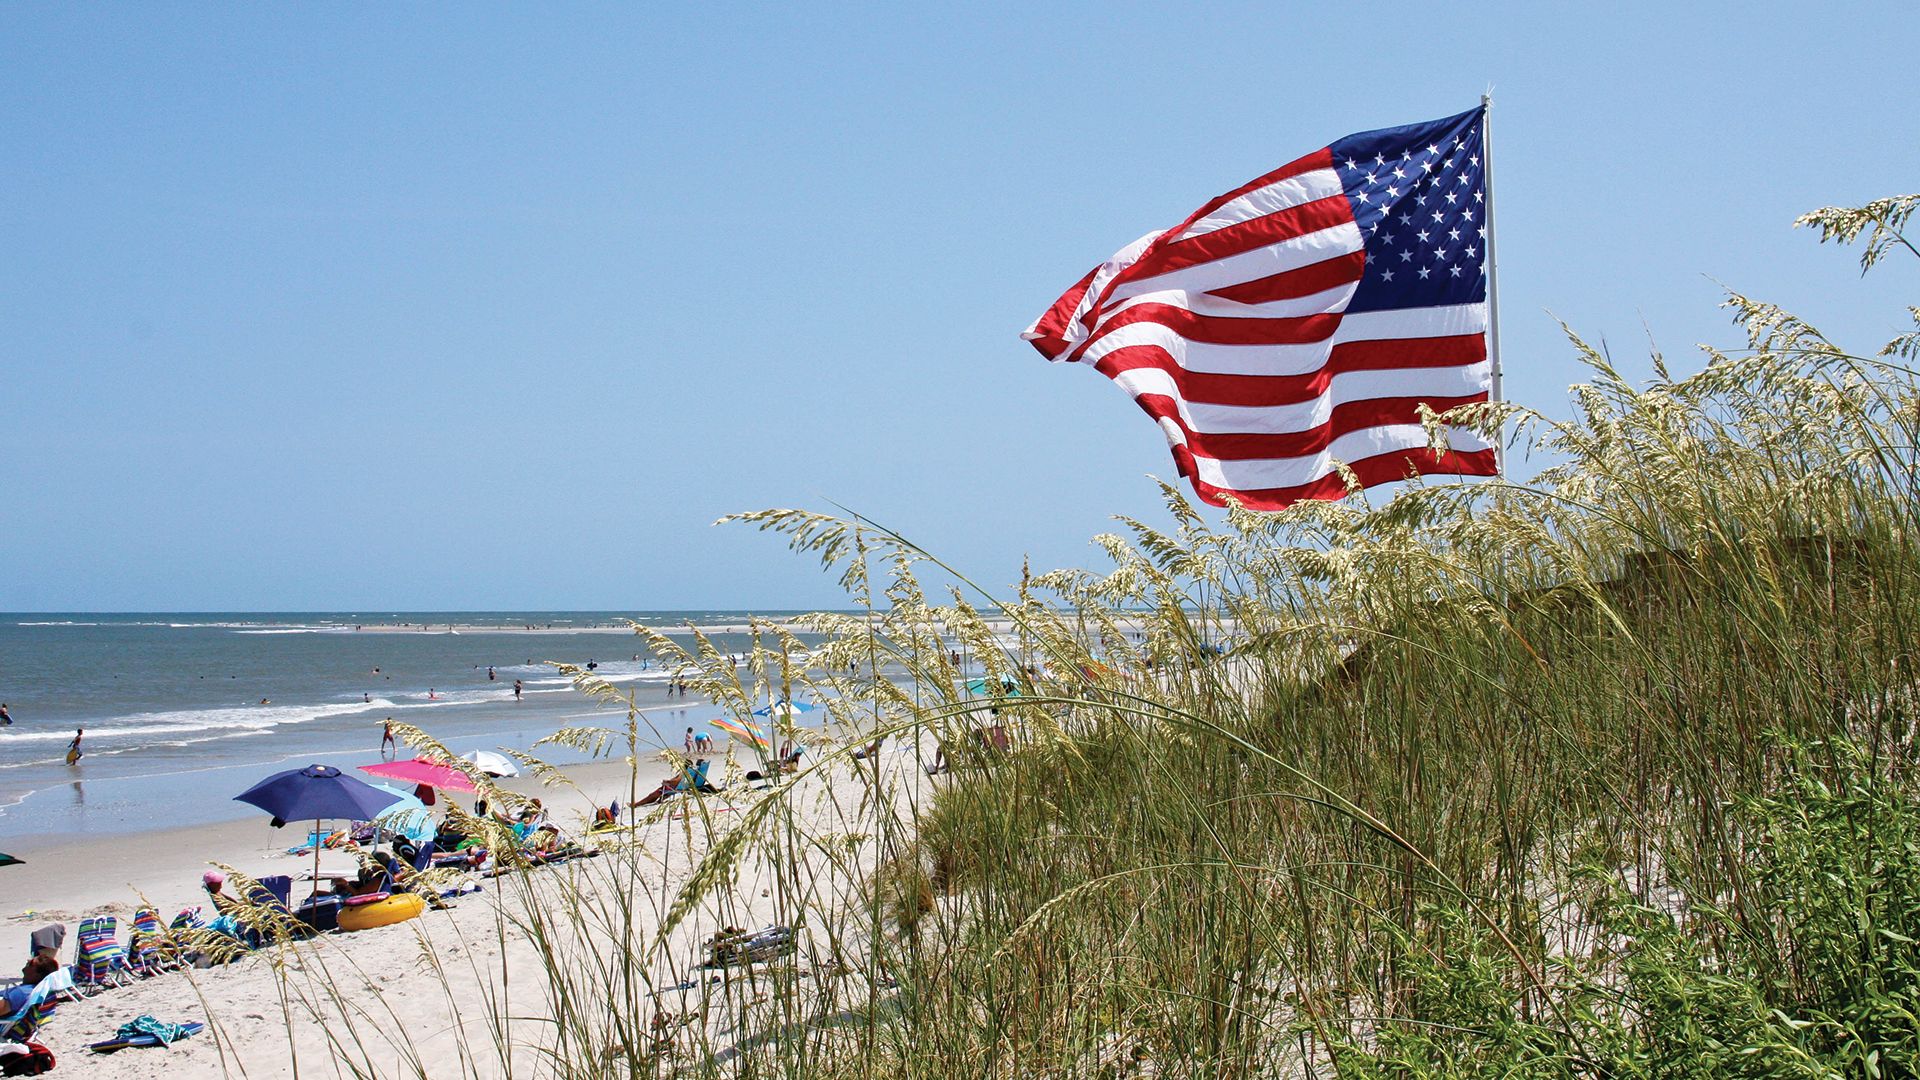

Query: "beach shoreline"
<box><xmin>0</xmin><ymin>757</ymin><xmax>664</xmax><ymax>926</ymax></box>
<box><xmin>1</xmin><ymin>735</ymin><xmax>926</xmax><ymax>1078</ymax></box>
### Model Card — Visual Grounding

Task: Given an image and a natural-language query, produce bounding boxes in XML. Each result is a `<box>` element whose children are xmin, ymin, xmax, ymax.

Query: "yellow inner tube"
<box><xmin>337</xmin><ymin>892</ymin><xmax>427</xmax><ymax>932</ymax></box>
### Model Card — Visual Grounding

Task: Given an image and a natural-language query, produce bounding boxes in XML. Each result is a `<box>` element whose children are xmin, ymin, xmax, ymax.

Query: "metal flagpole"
<box><xmin>1480</xmin><ymin>92</ymin><xmax>1506</xmax><ymax>478</ymax></box>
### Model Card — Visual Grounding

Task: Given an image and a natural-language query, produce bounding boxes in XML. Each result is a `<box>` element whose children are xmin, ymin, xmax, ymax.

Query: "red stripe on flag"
<box><xmin>1093</xmin><ymin>334</ymin><xmax>1487</xmax><ymax>407</ymax></box>
<box><xmin>1204</xmin><ymin>250</ymin><xmax>1366</xmax><ymax>305</ymax></box>
<box><xmin>1068</xmin><ymin>149</ymin><xmax>1339</xmax><ymax>344</ymax></box>
<box><xmin>1077</xmin><ymin>305</ymin><xmax>1342</xmax><ymax>351</ymax></box>
<box><xmin>1177</xmin><ymin>447</ymin><xmax>1500</xmax><ymax>510</ymax></box>
<box><xmin>1024</xmin><ymin>265</ymin><xmax>1100</xmax><ymax>361</ymax></box>
<box><xmin>1132</xmin><ymin>393</ymin><xmax>1490</xmax><ymax>461</ymax></box>
<box><xmin>1115</xmin><ymin>194</ymin><xmax>1353</xmax><ymax>284</ymax></box>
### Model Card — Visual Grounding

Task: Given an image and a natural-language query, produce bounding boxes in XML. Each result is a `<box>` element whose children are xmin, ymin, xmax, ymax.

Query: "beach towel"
<box><xmin>87</xmin><ymin>1017</ymin><xmax>203</xmax><ymax>1054</ymax></box>
<box><xmin>118</xmin><ymin>1015</ymin><xmax>196</xmax><ymax>1046</ymax></box>
<box><xmin>0</xmin><ymin>1041</ymin><xmax>54</xmax><ymax>1075</ymax></box>
<box><xmin>286</xmin><ymin>830</ymin><xmax>326</xmax><ymax>855</ymax></box>
<box><xmin>25</xmin><ymin>926</ymin><xmax>62</xmax><ymax>959</ymax></box>
<box><xmin>0</xmin><ymin>969</ymin><xmax>73</xmax><ymax>1045</ymax></box>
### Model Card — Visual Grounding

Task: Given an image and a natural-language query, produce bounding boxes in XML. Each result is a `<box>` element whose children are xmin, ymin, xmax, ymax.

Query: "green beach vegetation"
<box><xmin>232</xmin><ymin>193</ymin><xmax>1920</xmax><ymax>1077</ymax></box>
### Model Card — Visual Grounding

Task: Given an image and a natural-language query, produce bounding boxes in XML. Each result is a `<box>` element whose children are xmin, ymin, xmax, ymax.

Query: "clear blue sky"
<box><xmin>2</xmin><ymin>3</ymin><xmax>1913</xmax><ymax>611</ymax></box>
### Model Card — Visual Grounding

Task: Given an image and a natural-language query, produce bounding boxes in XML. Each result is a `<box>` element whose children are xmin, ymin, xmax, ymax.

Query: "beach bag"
<box><xmin>0</xmin><ymin>1041</ymin><xmax>54</xmax><ymax>1075</ymax></box>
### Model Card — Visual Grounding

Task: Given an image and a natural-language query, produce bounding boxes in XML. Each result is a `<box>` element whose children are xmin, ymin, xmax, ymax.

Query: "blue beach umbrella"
<box><xmin>235</xmin><ymin>764</ymin><xmax>403</xmax><ymax>883</ymax></box>
<box><xmin>964</xmin><ymin>677</ymin><xmax>1022</xmax><ymax>697</ymax></box>
<box><xmin>236</xmin><ymin>764</ymin><xmax>402</xmax><ymax>822</ymax></box>
<box><xmin>751</xmin><ymin>699</ymin><xmax>817</xmax><ymax>719</ymax></box>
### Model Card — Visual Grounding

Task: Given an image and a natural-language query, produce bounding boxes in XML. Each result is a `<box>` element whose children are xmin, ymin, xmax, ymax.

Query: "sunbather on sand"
<box><xmin>0</xmin><ymin>957</ymin><xmax>57</xmax><ymax>1021</ymax></box>
<box><xmin>319</xmin><ymin>857</ymin><xmax>394</xmax><ymax>899</ymax></box>
<box><xmin>635</xmin><ymin>775</ymin><xmax>684</xmax><ymax>807</ymax></box>
<box><xmin>203</xmin><ymin>871</ymin><xmax>241</xmax><ymax>914</ymax></box>
<box><xmin>523</xmin><ymin>825</ymin><xmax>569</xmax><ymax>855</ymax></box>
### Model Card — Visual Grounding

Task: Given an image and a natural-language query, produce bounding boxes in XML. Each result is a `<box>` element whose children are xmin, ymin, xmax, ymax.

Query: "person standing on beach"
<box><xmin>381</xmin><ymin>720</ymin><xmax>396</xmax><ymax>760</ymax></box>
<box><xmin>513</xmin><ymin>678</ymin><xmax>523</xmax><ymax>700</ymax></box>
<box><xmin>685</xmin><ymin>728</ymin><xmax>694</xmax><ymax>754</ymax></box>
<box><xmin>66</xmin><ymin>729</ymin><xmax>82</xmax><ymax>766</ymax></box>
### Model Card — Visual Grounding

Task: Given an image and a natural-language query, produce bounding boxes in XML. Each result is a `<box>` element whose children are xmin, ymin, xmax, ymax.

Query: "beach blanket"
<box><xmin>0</xmin><ymin>1041</ymin><xmax>55</xmax><ymax>1075</ymax></box>
<box><xmin>87</xmin><ymin>1017</ymin><xmax>203</xmax><ymax>1053</ymax></box>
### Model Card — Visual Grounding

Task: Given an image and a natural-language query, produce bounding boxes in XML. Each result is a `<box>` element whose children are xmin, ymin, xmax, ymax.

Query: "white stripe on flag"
<box><xmin>1053</xmin><ymin>229</ymin><xmax>1165</xmax><ymax>349</ymax></box>
<box><xmin>1097</xmin><ymin>279</ymin><xmax>1359</xmax><ymax>322</ymax></box>
<box><xmin>1112</xmin><ymin>362</ymin><xmax>1492</xmax><ymax>434</ymax></box>
<box><xmin>1174</xmin><ymin>168</ymin><xmax>1346</xmax><ymax>240</ymax></box>
<box><xmin>1078</xmin><ymin>303</ymin><xmax>1488</xmax><ymax>377</ymax></box>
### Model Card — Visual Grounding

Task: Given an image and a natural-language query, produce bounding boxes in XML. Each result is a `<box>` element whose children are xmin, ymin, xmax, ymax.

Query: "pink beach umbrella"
<box><xmin>358</xmin><ymin>758</ymin><xmax>478</xmax><ymax>793</ymax></box>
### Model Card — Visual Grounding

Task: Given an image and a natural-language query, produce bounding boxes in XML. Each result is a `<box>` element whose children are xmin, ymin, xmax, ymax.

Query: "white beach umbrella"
<box><xmin>462</xmin><ymin>750</ymin><xmax>519</xmax><ymax>778</ymax></box>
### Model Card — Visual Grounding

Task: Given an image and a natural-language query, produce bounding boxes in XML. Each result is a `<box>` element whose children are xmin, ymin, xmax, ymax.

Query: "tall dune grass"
<box><xmin>244</xmin><ymin>194</ymin><xmax>1920</xmax><ymax>1077</ymax></box>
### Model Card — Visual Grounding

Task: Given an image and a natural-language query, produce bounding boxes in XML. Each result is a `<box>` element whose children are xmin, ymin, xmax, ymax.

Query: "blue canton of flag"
<box><xmin>1336</xmin><ymin>108</ymin><xmax>1487</xmax><ymax>314</ymax></box>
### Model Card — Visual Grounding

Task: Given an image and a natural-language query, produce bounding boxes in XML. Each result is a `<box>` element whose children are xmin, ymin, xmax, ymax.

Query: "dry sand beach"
<box><xmin>1</xmin><ymin>742</ymin><xmax>928</xmax><ymax>1077</ymax></box>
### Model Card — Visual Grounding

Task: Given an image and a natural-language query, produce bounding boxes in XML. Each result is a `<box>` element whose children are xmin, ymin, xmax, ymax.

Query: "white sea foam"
<box><xmin>0</xmin><ymin>698</ymin><xmax>396</xmax><ymax>745</ymax></box>
<box><xmin>16</xmin><ymin>620</ymin><xmax>180</xmax><ymax>627</ymax></box>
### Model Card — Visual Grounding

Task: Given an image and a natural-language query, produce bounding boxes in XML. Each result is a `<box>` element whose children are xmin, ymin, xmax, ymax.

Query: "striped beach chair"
<box><xmin>129</xmin><ymin>906</ymin><xmax>176</xmax><ymax>974</ymax></box>
<box><xmin>74</xmin><ymin>916</ymin><xmax>136</xmax><ymax>992</ymax></box>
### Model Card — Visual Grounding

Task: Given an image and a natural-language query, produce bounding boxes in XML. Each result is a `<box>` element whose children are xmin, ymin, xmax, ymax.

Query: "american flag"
<box><xmin>1023</xmin><ymin>107</ymin><xmax>1498</xmax><ymax>510</ymax></box>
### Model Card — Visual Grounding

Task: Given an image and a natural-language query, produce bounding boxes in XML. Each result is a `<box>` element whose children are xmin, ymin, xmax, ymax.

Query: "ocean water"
<box><xmin>0</xmin><ymin>612</ymin><xmax>823</xmax><ymax>840</ymax></box>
